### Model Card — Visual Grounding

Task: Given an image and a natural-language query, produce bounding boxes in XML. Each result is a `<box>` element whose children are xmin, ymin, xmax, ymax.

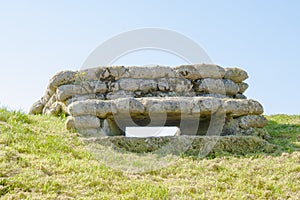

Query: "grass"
<box><xmin>0</xmin><ymin>108</ymin><xmax>299</xmax><ymax>199</ymax></box>
<box><xmin>265</xmin><ymin>115</ymin><xmax>300</xmax><ymax>152</ymax></box>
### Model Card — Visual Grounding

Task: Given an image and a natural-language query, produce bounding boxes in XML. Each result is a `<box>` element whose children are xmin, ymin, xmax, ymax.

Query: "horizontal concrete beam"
<box><xmin>67</xmin><ymin>97</ymin><xmax>263</xmax><ymax>118</ymax></box>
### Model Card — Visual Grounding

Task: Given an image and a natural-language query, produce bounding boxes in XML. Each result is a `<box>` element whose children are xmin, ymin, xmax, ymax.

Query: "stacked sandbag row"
<box><xmin>29</xmin><ymin>64</ymin><xmax>267</xmax><ymax>137</ymax></box>
<box><xmin>30</xmin><ymin>64</ymin><xmax>249</xmax><ymax>116</ymax></box>
<box><xmin>65</xmin><ymin>97</ymin><xmax>267</xmax><ymax>136</ymax></box>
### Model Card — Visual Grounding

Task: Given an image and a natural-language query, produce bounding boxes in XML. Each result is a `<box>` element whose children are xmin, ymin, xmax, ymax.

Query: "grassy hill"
<box><xmin>0</xmin><ymin>108</ymin><xmax>299</xmax><ymax>199</ymax></box>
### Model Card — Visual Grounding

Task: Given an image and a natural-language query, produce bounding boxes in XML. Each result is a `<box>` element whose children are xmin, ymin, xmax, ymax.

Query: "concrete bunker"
<box><xmin>30</xmin><ymin>64</ymin><xmax>268</xmax><ymax>138</ymax></box>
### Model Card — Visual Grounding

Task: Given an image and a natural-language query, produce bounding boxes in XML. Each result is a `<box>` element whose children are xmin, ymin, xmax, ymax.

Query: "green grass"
<box><xmin>0</xmin><ymin>108</ymin><xmax>299</xmax><ymax>199</ymax></box>
<box><xmin>265</xmin><ymin>115</ymin><xmax>300</xmax><ymax>152</ymax></box>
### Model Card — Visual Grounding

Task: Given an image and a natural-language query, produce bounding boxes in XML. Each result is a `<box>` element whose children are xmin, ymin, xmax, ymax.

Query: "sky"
<box><xmin>0</xmin><ymin>0</ymin><xmax>299</xmax><ymax>115</ymax></box>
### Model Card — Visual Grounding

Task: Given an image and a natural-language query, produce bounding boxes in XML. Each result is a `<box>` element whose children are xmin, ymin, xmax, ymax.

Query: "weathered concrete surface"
<box><xmin>48</xmin><ymin>70</ymin><xmax>77</xmax><ymax>92</ymax></box>
<box><xmin>66</xmin><ymin>115</ymin><xmax>101</xmax><ymax>129</ymax></box>
<box><xmin>30</xmin><ymin>64</ymin><xmax>267</xmax><ymax>142</ymax></box>
<box><xmin>237</xmin><ymin>115</ymin><xmax>268</xmax><ymax>129</ymax></box>
<box><xmin>29</xmin><ymin>65</ymin><xmax>251</xmax><ymax>115</ymax></box>
<box><xmin>67</xmin><ymin>97</ymin><xmax>263</xmax><ymax>118</ymax></box>
<box><xmin>237</xmin><ymin>82</ymin><xmax>249</xmax><ymax>93</ymax></box>
<box><xmin>29</xmin><ymin>100</ymin><xmax>44</xmax><ymax>115</ymax></box>
<box><xmin>224</xmin><ymin>68</ymin><xmax>248</xmax><ymax>83</ymax></box>
<box><xmin>174</xmin><ymin>64</ymin><xmax>226</xmax><ymax>79</ymax></box>
<box><xmin>57</xmin><ymin>81</ymin><xmax>107</xmax><ymax>101</ymax></box>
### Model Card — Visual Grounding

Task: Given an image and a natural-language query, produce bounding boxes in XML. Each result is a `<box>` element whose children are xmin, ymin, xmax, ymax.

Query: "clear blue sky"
<box><xmin>0</xmin><ymin>0</ymin><xmax>299</xmax><ymax>115</ymax></box>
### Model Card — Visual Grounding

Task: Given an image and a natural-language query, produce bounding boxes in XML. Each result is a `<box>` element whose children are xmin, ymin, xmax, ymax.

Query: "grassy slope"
<box><xmin>0</xmin><ymin>109</ymin><xmax>299</xmax><ymax>199</ymax></box>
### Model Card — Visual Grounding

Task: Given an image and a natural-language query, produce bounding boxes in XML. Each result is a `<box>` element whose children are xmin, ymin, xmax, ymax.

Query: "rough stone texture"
<box><xmin>168</xmin><ymin>78</ymin><xmax>193</xmax><ymax>92</ymax></box>
<box><xmin>108</xmin><ymin>66</ymin><xmax>130</xmax><ymax>79</ymax></box>
<box><xmin>66</xmin><ymin>94</ymin><xmax>105</xmax><ymax>106</ymax></box>
<box><xmin>224</xmin><ymin>99</ymin><xmax>264</xmax><ymax>117</ymax></box>
<box><xmin>237</xmin><ymin>82</ymin><xmax>249</xmax><ymax>93</ymax></box>
<box><xmin>128</xmin><ymin>66</ymin><xmax>176</xmax><ymax>79</ymax></box>
<box><xmin>29</xmin><ymin>100</ymin><xmax>44</xmax><ymax>115</ymax></box>
<box><xmin>197</xmin><ymin>78</ymin><xmax>225</xmax><ymax>94</ymax></box>
<box><xmin>196</xmin><ymin>78</ymin><xmax>239</xmax><ymax>95</ymax></box>
<box><xmin>57</xmin><ymin>81</ymin><xmax>107</xmax><ymax>101</ymax></box>
<box><xmin>67</xmin><ymin>97</ymin><xmax>262</xmax><ymax>117</ymax></box>
<box><xmin>106</xmin><ymin>90</ymin><xmax>134</xmax><ymax>100</ymax></box>
<box><xmin>237</xmin><ymin>115</ymin><xmax>268</xmax><ymax>129</ymax></box>
<box><xmin>48</xmin><ymin>70</ymin><xmax>77</xmax><ymax>92</ymax></box>
<box><xmin>174</xmin><ymin>64</ymin><xmax>225</xmax><ymax>79</ymax></box>
<box><xmin>30</xmin><ymin>64</ymin><xmax>267</xmax><ymax>139</ymax></box>
<box><xmin>44</xmin><ymin>101</ymin><xmax>66</xmax><ymax>116</ymax></box>
<box><xmin>66</xmin><ymin>115</ymin><xmax>101</xmax><ymax>129</ymax></box>
<box><xmin>102</xmin><ymin>118</ymin><xmax>123</xmax><ymax>136</ymax></box>
<box><xmin>235</xmin><ymin>93</ymin><xmax>247</xmax><ymax>99</ymax></box>
<box><xmin>29</xmin><ymin>65</ymin><xmax>250</xmax><ymax>115</ymax></box>
<box><xmin>224</xmin><ymin>68</ymin><xmax>248</xmax><ymax>83</ymax></box>
<box><xmin>80</xmin><ymin>67</ymin><xmax>104</xmax><ymax>81</ymax></box>
<box><xmin>68</xmin><ymin>99</ymin><xmax>112</xmax><ymax>118</ymax></box>
<box><xmin>41</xmin><ymin>89</ymin><xmax>55</xmax><ymax>105</ymax></box>
<box><xmin>223</xmin><ymin>79</ymin><xmax>240</xmax><ymax>95</ymax></box>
